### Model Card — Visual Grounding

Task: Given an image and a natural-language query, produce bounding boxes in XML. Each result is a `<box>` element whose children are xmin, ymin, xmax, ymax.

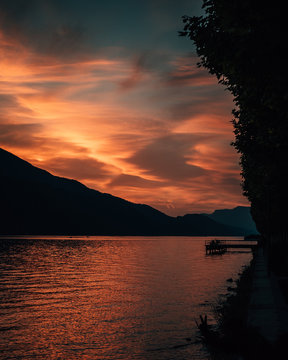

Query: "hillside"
<box><xmin>0</xmin><ymin>148</ymin><xmax>247</xmax><ymax>235</ymax></box>
<box><xmin>206</xmin><ymin>206</ymin><xmax>258</xmax><ymax>234</ymax></box>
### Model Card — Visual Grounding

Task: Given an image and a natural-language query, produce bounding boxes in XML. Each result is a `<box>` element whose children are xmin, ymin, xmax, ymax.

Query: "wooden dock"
<box><xmin>205</xmin><ymin>240</ymin><xmax>258</xmax><ymax>255</ymax></box>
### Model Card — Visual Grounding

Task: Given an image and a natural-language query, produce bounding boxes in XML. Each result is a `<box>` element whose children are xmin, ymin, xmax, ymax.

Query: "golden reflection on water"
<box><xmin>0</xmin><ymin>236</ymin><xmax>252</xmax><ymax>359</ymax></box>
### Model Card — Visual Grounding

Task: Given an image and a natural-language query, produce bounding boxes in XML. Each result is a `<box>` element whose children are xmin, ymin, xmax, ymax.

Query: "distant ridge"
<box><xmin>205</xmin><ymin>206</ymin><xmax>258</xmax><ymax>234</ymax></box>
<box><xmin>0</xmin><ymin>147</ymin><xmax>249</xmax><ymax>236</ymax></box>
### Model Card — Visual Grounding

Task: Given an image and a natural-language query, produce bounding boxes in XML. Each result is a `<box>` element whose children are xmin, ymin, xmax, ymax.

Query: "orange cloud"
<box><xmin>0</xmin><ymin>28</ymin><xmax>249</xmax><ymax>215</ymax></box>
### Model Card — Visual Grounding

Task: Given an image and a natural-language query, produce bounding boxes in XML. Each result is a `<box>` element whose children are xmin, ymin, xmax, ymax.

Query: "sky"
<box><xmin>0</xmin><ymin>0</ymin><xmax>249</xmax><ymax>216</ymax></box>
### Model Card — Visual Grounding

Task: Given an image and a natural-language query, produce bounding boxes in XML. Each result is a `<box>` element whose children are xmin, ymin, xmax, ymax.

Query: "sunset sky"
<box><xmin>0</xmin><ymin>0</ymin><xmax>249</xmax><ymax>216</ymax></box>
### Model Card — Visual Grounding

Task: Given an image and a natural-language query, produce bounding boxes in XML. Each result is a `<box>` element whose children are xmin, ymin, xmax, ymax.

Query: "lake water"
<box><xmin>0</xmin><ymin>236</ymin><xmax>253</xmax><ymax>359</ymax></box>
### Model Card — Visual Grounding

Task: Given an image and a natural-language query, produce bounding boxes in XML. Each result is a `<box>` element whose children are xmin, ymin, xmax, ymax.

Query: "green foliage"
<box><xmin>180</xmin><ymin>0</ymin><xmax>288</xmax><ymax>236</ymax></box>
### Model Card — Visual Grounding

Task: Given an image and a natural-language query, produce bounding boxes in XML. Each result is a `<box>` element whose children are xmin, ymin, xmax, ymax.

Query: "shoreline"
<box><xmin>199</xmin><ymin>245</ymin><xmax>288</xmax><ymax>359</ymax></box>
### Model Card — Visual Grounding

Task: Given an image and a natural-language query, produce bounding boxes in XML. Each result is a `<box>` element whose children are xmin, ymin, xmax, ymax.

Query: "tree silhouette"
<box><xmin>180</xmin><ymin>0</ymin><xmax>288</xmax><ymax>271</ymax></box>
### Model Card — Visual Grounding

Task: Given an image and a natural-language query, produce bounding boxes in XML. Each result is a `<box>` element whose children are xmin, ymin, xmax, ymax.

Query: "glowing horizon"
<box><xmin>0</xmin><ymin>1</ymin><xmax>249</xmax><ymax>216</ymax></box>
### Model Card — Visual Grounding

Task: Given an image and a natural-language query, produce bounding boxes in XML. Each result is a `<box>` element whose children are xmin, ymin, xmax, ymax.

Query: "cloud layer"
<box><xmin>0</xmin><ymin>1</ymin><xmax>248</xmax><ymax>215</ymax></box>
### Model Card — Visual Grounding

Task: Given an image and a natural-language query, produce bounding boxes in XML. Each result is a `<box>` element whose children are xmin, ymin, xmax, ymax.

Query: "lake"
<box><xmin>0</xmin><ymin>236</ymin><xmax>253</xmax><ymax>359</ymax></box>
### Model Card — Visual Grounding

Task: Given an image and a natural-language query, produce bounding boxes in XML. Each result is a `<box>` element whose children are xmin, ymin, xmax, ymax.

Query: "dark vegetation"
<box><xmin>197</xmin><ymin>261</ymin><xmax>256</xmax><ymax>359</ymax></box>
<box><xmin>197</xmin><ymin>258</ymin><xmax>288</xmax><ymax>359</ymax></box>
<box><xmin>0</xmin><ymin>147</ymin><xmax>247</xmax><ymax>236</ymax></box>
<box><xmin>180</xmin><ymin>0</ymin><xmax>288</xmax><ymax>273</ymax></box>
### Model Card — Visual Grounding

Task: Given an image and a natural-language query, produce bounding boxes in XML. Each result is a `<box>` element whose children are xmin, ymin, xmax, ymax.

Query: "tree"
<box><xmin>180</xmin><ymin>0</ymin><xmax>288</xmax><ymax>272</ymax></box>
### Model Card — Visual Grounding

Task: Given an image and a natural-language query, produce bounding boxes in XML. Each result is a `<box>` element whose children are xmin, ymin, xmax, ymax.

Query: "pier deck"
<box><xmin>205</xmin><ymin>240</ymin><xmax>257</xmax><ymax>255</ymax></box>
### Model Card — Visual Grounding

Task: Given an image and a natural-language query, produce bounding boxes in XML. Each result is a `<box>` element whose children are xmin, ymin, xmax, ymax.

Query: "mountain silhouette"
<box><xmin>205</xmin><ymin>206</ymin><xmax>258</xmax><ymax>234</ymax></box>
<box><xmin>0</xmin><ymin>147</ymin><xmax>248</xmax><ymax>235</ymax></box>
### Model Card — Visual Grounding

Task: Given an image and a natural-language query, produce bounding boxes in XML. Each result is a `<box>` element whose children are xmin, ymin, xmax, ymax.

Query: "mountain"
<box><xmin>206</xmin><ymin>206</ymin><xmax>258</xmax><ymax>234</ymax></box>
<box><xmin>0</xmin><ymin>147</ymin><xmax>248</xmax><ymax>235</ymax></box>
<box><xmin>174</xmin><ymin>213</ymin><xmax>248</xmax><ymax>235</ymax></box>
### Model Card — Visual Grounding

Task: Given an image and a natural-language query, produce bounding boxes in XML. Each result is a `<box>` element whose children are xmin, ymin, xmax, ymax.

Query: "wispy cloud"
<box><xmin>0</xmin><ymin>10</ymin><xmax>248</xmax><ymax>215</ymax></box>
